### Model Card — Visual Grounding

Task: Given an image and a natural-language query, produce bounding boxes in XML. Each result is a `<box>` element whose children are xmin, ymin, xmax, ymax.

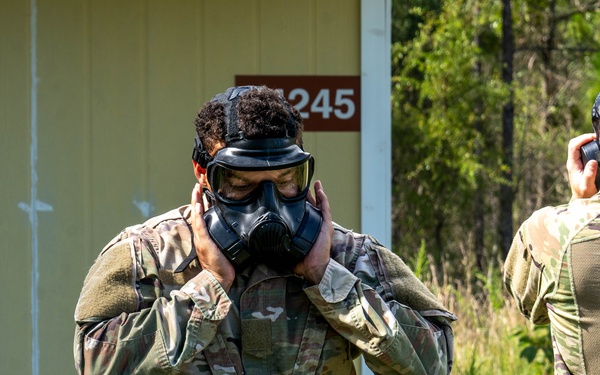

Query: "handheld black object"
<box><xmin>580</xmin><ymin>92</ymin><xmax>600</xmax><ymax>189</ymax></box>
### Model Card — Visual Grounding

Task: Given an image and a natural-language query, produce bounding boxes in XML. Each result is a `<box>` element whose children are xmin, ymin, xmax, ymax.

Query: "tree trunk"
<box><xmin>500</xmin><ymin>0</ymin><xmax>515</xmax><ymax>259</ymax></box>
<box><xmin>473</xmin><ymin>4</ymin><xmax>485</xmax><ymax>271</ymax></box>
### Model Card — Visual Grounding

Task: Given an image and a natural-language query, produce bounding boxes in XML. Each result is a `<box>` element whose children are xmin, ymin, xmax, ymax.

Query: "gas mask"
<box><xmin>202</xmin><ymin>138</ymin><xmax>322</xmax><ymax>271</ymax></box>
<box><xmin>175</xmin><ymin>86</ymin><xmax>322</xmax><ymax>273</ymax></box>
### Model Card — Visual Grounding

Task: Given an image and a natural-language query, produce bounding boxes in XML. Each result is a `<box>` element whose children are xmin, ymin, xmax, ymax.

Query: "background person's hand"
<box><xmin>191</xmin><ymin>183</ymin><xmax>235</xmax><ymax>292</ymax></box>
<box><xmin>567</xmin><ymin>133</ymin><xmax>599</xmax><ymax>200</ymax></box>
<box><xmin>294</xmin><ymin>180</ymin><xmax>333</xmax><ymax>285</ymax></box>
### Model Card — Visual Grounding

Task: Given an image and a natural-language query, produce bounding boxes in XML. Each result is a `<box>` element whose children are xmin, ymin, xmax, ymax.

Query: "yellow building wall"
<box><xmin>1</xmin><ymin>1</ymin><xmax>360</xmax><ymax>373</ymax></box>
<box><xmin>1</xmin><ymin>0</ymin><xmax>33</xmax><ymax>372</ymax></box>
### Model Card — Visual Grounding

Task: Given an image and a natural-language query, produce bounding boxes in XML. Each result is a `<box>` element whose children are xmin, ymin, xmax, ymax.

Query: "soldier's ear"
<box><xmin>192</xmin><ymin>161</ymin><xmax>207</xmax><ymax>185</ymax></box>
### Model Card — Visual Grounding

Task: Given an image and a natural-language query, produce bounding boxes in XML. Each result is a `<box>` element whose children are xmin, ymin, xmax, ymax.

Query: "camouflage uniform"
<box><xmin>74</xmin><ymin>205</ymin><xmax>456</xmax><ymax>374</ymax></box>
<box><xmin>504</xmin><ymin>194</ymin><xmax>600</xmax><ymax>375</ymax></box>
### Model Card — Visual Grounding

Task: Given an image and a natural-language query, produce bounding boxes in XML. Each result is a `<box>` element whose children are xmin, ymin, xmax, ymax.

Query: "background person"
<box><xmin>504</xmin><ymin>133</ymin><xmax>600</xmax><ymax>374</ymax></box>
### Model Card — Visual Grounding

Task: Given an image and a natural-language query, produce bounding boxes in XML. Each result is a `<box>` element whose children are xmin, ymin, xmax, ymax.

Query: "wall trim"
<box><xmin>360</xmin><ymin>0</ymin><xmax>391</xmax><ymax>372</ymax></box>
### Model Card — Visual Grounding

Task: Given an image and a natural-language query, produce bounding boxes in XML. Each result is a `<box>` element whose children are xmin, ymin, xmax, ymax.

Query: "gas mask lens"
<box><xmin>210</xmin><ymin>161</ymin><xmax>311</xmax><ymax>201</ymax></box>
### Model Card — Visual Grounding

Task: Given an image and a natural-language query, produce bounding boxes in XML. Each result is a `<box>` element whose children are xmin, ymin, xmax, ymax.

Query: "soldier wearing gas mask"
<box><xmin>73</xmin><ymin>85</ymin><xmax>455</xmax><ymax>375</ymax></box>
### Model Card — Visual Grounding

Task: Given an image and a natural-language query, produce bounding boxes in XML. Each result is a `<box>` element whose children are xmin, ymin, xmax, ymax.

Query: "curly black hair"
<box><xmin>194</xmin><ymin>86</ymin><xmax>303</xmax><ymax>155</ymax></box>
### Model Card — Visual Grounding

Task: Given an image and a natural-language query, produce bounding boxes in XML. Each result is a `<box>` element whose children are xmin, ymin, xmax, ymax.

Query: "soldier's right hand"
<box><xmin>191</xmin><ymin>183</ymin><xmax>235</xmax><ymax>292</ymax></box>
<box><xmin>567</xmin><ymin>133</ymin><xmax>599</xmax><ymax>200</ymax></box>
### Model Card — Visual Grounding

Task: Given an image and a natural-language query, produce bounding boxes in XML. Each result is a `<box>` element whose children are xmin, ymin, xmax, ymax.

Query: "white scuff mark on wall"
<box><xmin>18</xmin><ymin>200</ymin><xmax>54</xmax><ymax>214</ymax></box>
<box><xmin>133</xmin><ymin>199</ymin><xmax>155</xmax><ymax>218</ymax></box>
<box><xmin>28</xmin><ymin>0</ymin><xmax>40</xmax><ymax>374</ymax></box>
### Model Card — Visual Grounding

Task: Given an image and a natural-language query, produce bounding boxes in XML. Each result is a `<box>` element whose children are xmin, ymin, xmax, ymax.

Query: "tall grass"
<box><xmin>410</xmin><ymin>243</ymin><xmax>553</xmax><ymax>374</ymax></box>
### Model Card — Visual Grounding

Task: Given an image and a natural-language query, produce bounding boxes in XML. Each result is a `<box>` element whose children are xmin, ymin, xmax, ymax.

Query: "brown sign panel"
<box><xmin>235</xmin><ymin>75</ymin><xmax>360</xmax><ymax>131</ymax></box>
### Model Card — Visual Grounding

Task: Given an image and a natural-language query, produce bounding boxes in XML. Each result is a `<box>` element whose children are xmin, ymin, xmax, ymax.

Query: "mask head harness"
<box><xmin>177</xmin><ymin>86</ymin><xmax>322</xmax><ymax>272</ymax></box>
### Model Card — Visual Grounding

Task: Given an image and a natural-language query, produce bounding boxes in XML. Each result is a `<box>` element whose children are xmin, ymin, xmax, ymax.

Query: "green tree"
<box><xmin>392</xmin><ymin>0</ymin><xmax>506</xmax><ymax>276</ymax></box>
<box><xmin>511</xmin><ymin>0</ymin><xmax>600</xmax><ymax>222</ymax></box>
<box><xmin>391</xmin><ymin>0</ymin><xmax>600</xmax><ymax>277</ymax></box>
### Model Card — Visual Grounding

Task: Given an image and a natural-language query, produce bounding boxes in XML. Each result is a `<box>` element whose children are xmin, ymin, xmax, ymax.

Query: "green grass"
<box><xmin>414</xmin><ymin>254</ymin><xmax>553</xmax><ymax>374</ymax></box>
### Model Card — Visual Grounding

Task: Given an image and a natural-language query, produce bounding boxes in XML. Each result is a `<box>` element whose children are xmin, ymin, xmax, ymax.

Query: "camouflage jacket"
<box><xmin>504</xmin><ymin>194</ymin><xmax>600</xmax><ymax>375</ymax></box>
<box><xmin>74</xmin><ymin>205</ymin><xmax>456</xmax><ymax>374</ymax></box>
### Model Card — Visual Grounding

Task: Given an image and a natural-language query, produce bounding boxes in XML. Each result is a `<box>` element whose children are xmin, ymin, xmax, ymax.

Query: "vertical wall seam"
<box><xmin>200</xmin><ymin>2</ymin><xmax>204</xmax><ymax>99</ymax></box>
<box><xmin>84</xmin><ymin>0</ymin><xmax>92</xmax><ymax>265</ymax></box>
<box><xmin>312</xmin><ymin>0</ymin><xmax>316</xmax><ymax>73</ymax></box>
<box><xmin>140</xmin><ymin>1</ymin><xmax>150</xmax><ymax>216</ymax></box>
<box><xmin>29</xmin><ymin>0</ymin><xmax>39</xmax><ymax>374</ymax></box>
<box><xmin>256</xmin><ymin>1</ymin><xmax>260</xmax><ymax>71</ymax></box>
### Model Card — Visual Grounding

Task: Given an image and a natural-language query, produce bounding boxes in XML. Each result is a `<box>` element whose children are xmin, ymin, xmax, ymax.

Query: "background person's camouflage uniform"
<box><xmin>504</xmin><ymin>195</ymin><xmax>600</xmax><ymax>375</ymax></box>
<box><xmin>74</xmin><ymin>205</ymin><xmax>455</xmax><ymax>374</ymax></box>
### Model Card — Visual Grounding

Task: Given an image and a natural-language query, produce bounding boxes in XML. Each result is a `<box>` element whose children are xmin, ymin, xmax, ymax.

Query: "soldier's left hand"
<box><xmin>294</xmin><ymin>180</ymin><xmax>333</xmax><ymax>285</ymax></box>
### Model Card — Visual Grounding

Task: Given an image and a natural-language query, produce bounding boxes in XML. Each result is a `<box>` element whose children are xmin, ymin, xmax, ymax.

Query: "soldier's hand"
<box><xmin>294</xmin><ymin>180</ymin><xmax>333</xmax><ymax>285</ymax></box>
<box><xmin>191</xmin><ymin>183</ymin><xmax>235</xmax><ymax>292</ymax></box>
<box><xmin>567</xmin><ymin>133</ymin><xmax>599</xmax><ymax>200</ymax></box>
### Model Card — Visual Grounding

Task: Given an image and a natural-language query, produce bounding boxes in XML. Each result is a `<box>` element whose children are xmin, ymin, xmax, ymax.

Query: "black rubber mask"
<box><xmin>204</xmin><ymin>148</ymin><xmax>322</xmax><ymax>271</ymax></box>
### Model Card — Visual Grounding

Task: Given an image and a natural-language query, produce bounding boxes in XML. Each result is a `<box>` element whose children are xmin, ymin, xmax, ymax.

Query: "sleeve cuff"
<box><xmin>305</xmin><ymin>259</ymin><xmax>359</xmax><ymax>303</ymax></box>
<box><xmin>179</xmin><ymin>270</ymin><xmax>231</xmax><ymax>320</ymax></box>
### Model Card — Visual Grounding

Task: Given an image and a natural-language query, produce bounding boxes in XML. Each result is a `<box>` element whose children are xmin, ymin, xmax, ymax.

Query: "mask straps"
<box><xmin>193</xmin><ymin>86</ymin><xmax>300</xmax><ymax>168</ymax></box>
<box><xmin>223</xmin><ymin>86</ymin><xmax>251</xmax><ymax>142</ymax></box>
<box><xmin>221</xmin><ymin>86</ymin><xmax>298</xmax><ymax>142</ymax></box>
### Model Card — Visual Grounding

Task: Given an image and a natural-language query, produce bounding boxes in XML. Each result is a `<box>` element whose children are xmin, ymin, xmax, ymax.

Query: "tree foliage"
<box><xmin>391</xmin><ymin>0</ymin><xmax>600</xmax><ymax>278</ymax></box>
